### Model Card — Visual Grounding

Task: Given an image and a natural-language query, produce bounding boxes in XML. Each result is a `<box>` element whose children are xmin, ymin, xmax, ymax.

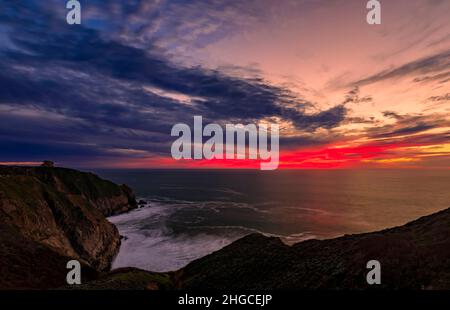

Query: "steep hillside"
<box><xmin>0</xmin><ymin>166</ymin><xmax>137</xmax><ymax>289</ymax></box>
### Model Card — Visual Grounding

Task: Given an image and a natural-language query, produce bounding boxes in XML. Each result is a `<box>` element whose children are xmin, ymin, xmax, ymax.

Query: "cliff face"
<box><xmin>0</xmin><ymin>223</ymin><xmax>98</xmax><ymax>289</ymax></box>
<box><xmin>0</xmin><ymin>166</ymin><xmax>137</xmax><ymax>288</ymax></box>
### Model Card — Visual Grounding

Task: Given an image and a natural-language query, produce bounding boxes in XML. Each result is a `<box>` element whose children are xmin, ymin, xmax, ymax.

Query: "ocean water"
<box><xmin>94</xmin><ymin>169</ymin><xmax>450</xmax><ymax>272</ymax></box>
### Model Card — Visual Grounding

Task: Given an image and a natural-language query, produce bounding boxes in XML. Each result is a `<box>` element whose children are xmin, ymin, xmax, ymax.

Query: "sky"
<box><xmin>0</xmin><ymin>0</ymin><xmax>449</xmax><ymax>169</ymax></box>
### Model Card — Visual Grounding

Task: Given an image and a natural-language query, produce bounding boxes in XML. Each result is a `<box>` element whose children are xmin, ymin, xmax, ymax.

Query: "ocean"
<box><xmin>94</xmin><ymin>169</ymin><xmax>450</xmax><ymax>272</ymax></box>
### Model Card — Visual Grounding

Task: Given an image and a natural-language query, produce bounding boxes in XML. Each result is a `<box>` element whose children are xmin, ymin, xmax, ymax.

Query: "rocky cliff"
<box><xmin>0</xmin><ymin>166</ymin><xmax>137</xmax><ymax>289</ymax></box>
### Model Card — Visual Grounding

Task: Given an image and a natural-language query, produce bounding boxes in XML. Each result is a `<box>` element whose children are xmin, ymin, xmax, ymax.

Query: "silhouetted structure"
<box><xmin>41</xmin><ymin>160</ymin><xmax>54</xmax><ymax>167</ymax></box>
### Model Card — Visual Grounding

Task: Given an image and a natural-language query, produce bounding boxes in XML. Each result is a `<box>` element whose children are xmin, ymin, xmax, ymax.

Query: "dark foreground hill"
<box><xmin>177</xmin><ymin>206</ymin><xmax>450</xmax><ymax>289</ymax></box>
<box><xmin>0</xmin><ymin>166</ymin><xmax>137</xmax><ymax>289</ymax></box>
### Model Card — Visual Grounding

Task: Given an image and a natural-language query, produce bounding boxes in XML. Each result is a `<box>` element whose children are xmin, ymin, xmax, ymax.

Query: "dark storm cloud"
<box><xmin>428</xmin><ymin>93</ymin><xmax>450</xmax><ymax>102</ymax></box>
<box><xmin>291</xmin><ymin>104</ymin><xmax>347</xmax><ymax>130</ymax></box>
<box><xmin>342</xmin><ymin>87</ymin><xmax>373</xmax><ymax>105</ymax></box>
<box><xmin>343</xmin><ymin>116</ymin><xmax>377</xmax><ymax>125</ymax></box>
<box><xmin>368</xmin><ymin>112</ymin><xmax>448</xmax><ymax>139</ymax></box>
<box><xmin>382</xmin><ymin>111</ymin><xmax>404</xmax><ymax>120</ymax></box>
<box><xmin>354</xmin><ymin>49</ymin><xmax>450</xmax><ymax>86</ymax></box>
<box><xmin>372</xmin><ymin>124</ymin><xmax>438</xmax><ymax>139</ymax></box>
<box><xmin>0</xmin><ymin>0</ymin><xmax>346</xmax><ymax>164</ymax></box>
<box><xmin>413</xmin><ymin>71</ymin><xmax>450</xmax><ymax>83</ymax></box>
<box><xmin>385</xmin><ymin>131</ymin><xmax>450</xmax><ymax>151</ymax></box>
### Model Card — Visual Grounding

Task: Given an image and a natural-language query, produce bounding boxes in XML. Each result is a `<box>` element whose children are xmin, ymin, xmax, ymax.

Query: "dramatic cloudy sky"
<box><xmin>0</xmin><ymin>0</ymin><xmax>449</xmax><ymax>168</ymax></box>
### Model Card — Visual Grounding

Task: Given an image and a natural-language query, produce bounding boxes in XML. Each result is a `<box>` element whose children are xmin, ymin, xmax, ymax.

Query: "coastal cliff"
<box><xmin>0</xmin><ymin>166</ymin><xmax>137</xmax><ymax>289</ymax></box>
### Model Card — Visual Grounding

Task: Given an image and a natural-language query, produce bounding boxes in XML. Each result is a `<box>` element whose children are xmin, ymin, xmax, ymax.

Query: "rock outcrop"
<box><xmin>0</xmin><ymin>166</ymin><xmax>137</xmax><ymax>289</ymax></box>
<box><xmin>0</xmin><ymin>223</ymin><xmax>98</xmax><ymax>289</ymax></box>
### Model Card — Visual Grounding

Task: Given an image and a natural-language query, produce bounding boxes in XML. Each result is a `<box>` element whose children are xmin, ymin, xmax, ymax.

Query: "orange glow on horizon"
<box><xmin>111</xmin><ymin>139</ymin><xmax>450</xmax><ymax>170</ymax></box>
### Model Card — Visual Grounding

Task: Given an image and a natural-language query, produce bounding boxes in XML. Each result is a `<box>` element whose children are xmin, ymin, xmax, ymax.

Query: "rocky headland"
<box><xmin>0</xmin><ymin>166</ymin><xmax>137</xmax><ymax>289</ymax></box>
